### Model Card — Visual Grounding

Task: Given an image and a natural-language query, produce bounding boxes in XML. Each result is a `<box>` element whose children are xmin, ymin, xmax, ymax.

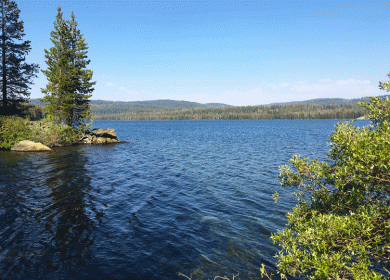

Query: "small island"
<box><xmin>0</xmin><ymin>110</ymin><xmax>120</xmax><ymax>152</ymax></box>
<box><xmin>0</xmin><ymin>6</ymin><xmax>119</xmax><ymax>152</ymax></box>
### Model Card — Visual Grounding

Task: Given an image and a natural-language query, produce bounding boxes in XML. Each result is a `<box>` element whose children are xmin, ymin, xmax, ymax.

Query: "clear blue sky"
<box><xmin>18</xmin><ymin>0</ymin><xmax>390</xmax><ymax>106</ymax></box>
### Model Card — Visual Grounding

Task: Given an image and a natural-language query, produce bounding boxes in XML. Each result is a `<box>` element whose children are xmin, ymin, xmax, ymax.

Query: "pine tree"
<box><xmin>67</xmin><ymin>10</ymin><xmax>95</xmax><ymax>128</ymax></box>
<box><xmin>40</xmin><ymin>6</ymin><xmax>72</xmax><ymax>124</ymax></box>
<box><xmin>41</xmin><ymin>6</ymin><xmax>95</xmax><ymax>128</ymax></box>
<box><xmin>0</xmin><ymin>0</ymin><xmax>39</xmax><ymax>116</ymax></box>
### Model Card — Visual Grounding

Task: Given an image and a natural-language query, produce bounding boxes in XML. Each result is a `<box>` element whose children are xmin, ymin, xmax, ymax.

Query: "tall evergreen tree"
<box><xmin>0</xmin><ymin>0</ymin><xmax>39</xmax><ymax>116</ymax></box>
<box><xmin>41</xmin><ymin>6</ymin><xmax>95</xmax><ymax>127</ymax></box>
<box><xmin>67</xmin><ymin>10</ymin><xmax>95</xmax><ymax>127</ymax></box>
<box><xmin>41</xmin><ymin>6</ymin><xmax>74</xmax><ymax>124</ymax></box>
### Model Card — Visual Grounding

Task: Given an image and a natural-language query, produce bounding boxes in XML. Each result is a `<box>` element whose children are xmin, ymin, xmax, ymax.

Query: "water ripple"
<box><xmin>0</xmin><ymin>120</ymin><xmax>372</xmax><ymax>279</ymax></box>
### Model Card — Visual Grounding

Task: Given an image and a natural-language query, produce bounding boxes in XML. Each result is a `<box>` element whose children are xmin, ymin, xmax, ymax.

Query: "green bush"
<box><xmin>30</xmin><ymin>116</ymin><xmax>83</xmax><ymax>146</ymax></box>
<box><xmin>0</xmin><ymin>115</ymin><xmax>85</xmax><ymax>149</ymax></box>
<box><xmin>55</xmin><ymin>125</ymin><xmax>83</xmax><ymax>145</ymax></box>
<box><xmin>0</xmin><ymin>116</ymin><xmax>35</xmax><ymax>149</ymax></box>
<box><xmin>269</xmin><ymin>96</ymin><xmax>390</xmax><ymax>279</ymax></box>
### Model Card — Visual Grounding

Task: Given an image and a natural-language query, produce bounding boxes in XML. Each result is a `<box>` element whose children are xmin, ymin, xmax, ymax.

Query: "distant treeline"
<box><xmin>14</xmin><ymin>103</ymin><xmax>45</xmax><ymax>120</ymax></box>
<box><xmin>93</xmin><ymin>103</ymin><xmax>367</xmax><ymax>120</ymax></box>
<box><xmin>28</xmin><ymin>98</ymin><xmax>371</xmax><ymax>121</ymax></box>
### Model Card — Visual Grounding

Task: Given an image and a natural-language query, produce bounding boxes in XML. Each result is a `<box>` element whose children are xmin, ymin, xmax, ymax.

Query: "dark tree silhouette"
<box><xmin>0</xmin><ymin>0</ymin><xmax>39</xmax><ymax>116</ymax></box>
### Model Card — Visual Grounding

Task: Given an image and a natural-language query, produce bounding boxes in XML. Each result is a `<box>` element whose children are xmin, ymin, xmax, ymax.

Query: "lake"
<box><xmin>0</xmin><ymin>120</ymin><xmax>371</xmax><ymax>279</ymax></box>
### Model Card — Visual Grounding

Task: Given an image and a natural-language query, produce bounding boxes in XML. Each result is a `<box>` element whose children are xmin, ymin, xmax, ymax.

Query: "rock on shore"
<box><xmin>9</xmin><ymin>128</ymin><xmax>120</xmax><ymax>151</ymax></box>
<box><xmin>11</xmin><ymin>140</ymin><xmax>52</xmax><ymax>152</ymax></box>
<box><xmin>79</xmin><ymin>128</ymin><xmax>119</xmax><ymax>144</ymax></box>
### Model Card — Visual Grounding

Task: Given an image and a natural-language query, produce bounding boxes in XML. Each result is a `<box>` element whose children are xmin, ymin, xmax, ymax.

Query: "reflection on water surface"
<box><xmin>0</xmin><ymin>120</ymin><xmax>371</xmax><ymax>279</ymax></box>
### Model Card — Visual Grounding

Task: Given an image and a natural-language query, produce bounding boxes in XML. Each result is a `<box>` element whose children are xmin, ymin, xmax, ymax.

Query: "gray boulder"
<box><xmin>80</xmin><ymin>128</ymin><xmax>119</xmax><ymax>144</ymax></box>
<box><xmin>90</xmin><ymin>128</ymin><xmax>117</xmax><ymax>139</ymax></box>
<box><xmin>11</xmin><ymin>140</ymin><xmax>51</xmax><ymax>152</ymax></box>
<box><xmin>95</xmin><ymin>137</ymin><xmax>107</xmax><ymax>144</ymax></box>
<box><xmin>106</xmin><ymin>138</ymin><xmax>119</xmax><ymax>143</ymax></box>
<box><xmin>79</xmin><ymin>134</ymin><xmax>93</xmax><ymax>144</ymax></box>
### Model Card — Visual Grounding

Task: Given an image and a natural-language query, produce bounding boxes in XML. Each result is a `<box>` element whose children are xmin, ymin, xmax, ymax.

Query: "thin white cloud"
<box><xmin>165</xmin><ymin>88</ymin><xmax>265</xmax><ymax>106</ymax></box>
<box><xmin>90</xmin><ymin>79</ymin><xmax>382</xmax><ymax>106</ymax></box>
<box><xmin>220</xmin><ymin>88</ymin><xmax>264</xmax><ymax>105</ymax></box>
<box><xmin>117</xmin><ymin>85</ymin><xmax>138</xmax><ymax>95</ymax></box>
<box><xmin>271</xmin><ymin>78</ymin><xmax>380</xmax><ymax>101</ymax></box>
<box><xmin>107</xmin><ymin>82</ymin><xmax>114</xmax><ymax>86</ymax></box>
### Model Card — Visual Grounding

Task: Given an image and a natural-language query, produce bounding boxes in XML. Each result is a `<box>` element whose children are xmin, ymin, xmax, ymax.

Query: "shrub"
<box><xmin>269</xmin><ymin>97</ymin><xmax>390</xmax><ymax>279</ymax></box>
<box><xmin>31</xmin><ymin>116</ymin><xmax>83</xmax><ymax>146</ymax></box>
<box><xmin>0</xmin><ymin>115</ymin><xmax>84</xmax><ymax>149</ymax></box>
<box><xmin>0</xmin><ymin>116</ymin><xmax>35</xmax><ymax>149</ymax></box>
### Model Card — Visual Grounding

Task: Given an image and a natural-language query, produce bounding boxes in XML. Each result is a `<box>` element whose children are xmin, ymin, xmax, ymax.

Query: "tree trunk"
<box><xmin>1</xmin><ymin>0</ymin><xmax>6</xmax><ymax>110</ymax></box>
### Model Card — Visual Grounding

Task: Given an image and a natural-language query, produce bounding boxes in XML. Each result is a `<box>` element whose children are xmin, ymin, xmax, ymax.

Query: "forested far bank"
<box><xmin>93</xmin><ymin>102</ymin><xmax>367</xmax><ymax>120</ymax></box>
<box><xmin>27</xmin><ymin>96</ymin><xmax>386</xmax><ymax>120</ymax></box>
<box><xmin>26</xmin><ymin>98</ymin><xmax>369</xmax><ymax>120</ymax></box>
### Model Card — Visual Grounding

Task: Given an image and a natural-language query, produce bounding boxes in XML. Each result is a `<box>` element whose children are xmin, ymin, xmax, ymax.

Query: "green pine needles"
<box><xmin>0</xmin><ymin>0</ymin><xmax>39</xmax><ymax>115</ymax></box>
<box><xmin>41</xmin><ymin>6</ymin><xmax>95</xmax><ymax>129</ymax></box>
<box><xmin>268</xmin><ymin>79</ymin><xmax>390</xmax><ymax>278</ymax></box>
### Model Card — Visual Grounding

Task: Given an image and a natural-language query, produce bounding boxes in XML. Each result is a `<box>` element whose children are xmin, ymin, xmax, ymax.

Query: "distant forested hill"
<box><xmin>27</xmin><ymin>95</ymin><xmax>389</xmax><ymax>120</ymax></box>
<box><xmin>88</xmin><ymin>99</ymin><xmax>230</xmax><ymax>115</ymax></box>
<box><xmin>92</xmin><ymin>103</ymin><xmax>367</xmax><ymax>120</ymax></box>
<box><xmin>30</xmin><ymin>99</ymin><xmax>230</xmax><ymax>115</ymax></box>
<box><xmin>268</xmin><ymin>95</ymin><xmax>390</xmax><ymax>105</ymax></box>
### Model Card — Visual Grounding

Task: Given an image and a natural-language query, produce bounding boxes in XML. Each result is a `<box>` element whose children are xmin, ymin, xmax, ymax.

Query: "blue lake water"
<box><xmin>0</xmin><ymin>120</ymin><xmax>371</xmax><ymax>279</ymax></box>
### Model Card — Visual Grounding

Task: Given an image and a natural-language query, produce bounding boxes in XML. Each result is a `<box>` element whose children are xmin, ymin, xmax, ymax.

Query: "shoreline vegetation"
<box><xmin>0</xmin><ymin>113</ymin><xmax>86</xmax><ymax>150</ymax></box>
<box><xmin>25</xmin><ymin>96</ymin><xmax>386</xmax><ymax>121</ymax></box>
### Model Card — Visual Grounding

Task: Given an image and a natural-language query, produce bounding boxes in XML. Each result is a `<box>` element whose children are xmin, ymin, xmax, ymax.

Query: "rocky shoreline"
<box><xmin>79</xmin><ymin>128</ymin><xmax>119</xmax><ymax>144</ymax></box>
<box><xmin>10</xmin><ymin>128</ymin><xmax>121</xmax><ymax>152</ymax></box>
